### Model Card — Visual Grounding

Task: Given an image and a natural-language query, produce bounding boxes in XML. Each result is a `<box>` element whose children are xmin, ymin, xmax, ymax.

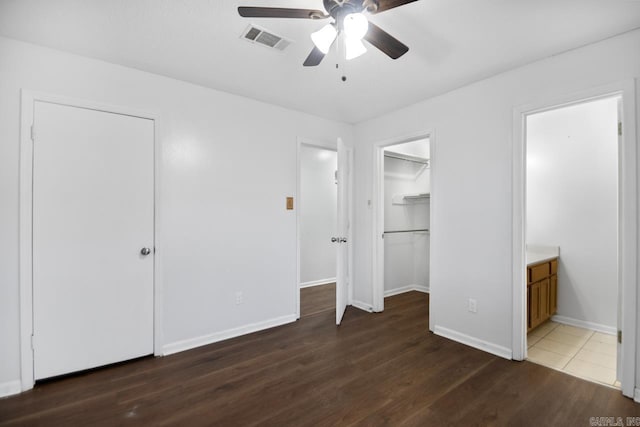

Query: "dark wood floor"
<box><xmin>1</xmin><ymin>292</ymin><xmax>638</xmax><ymax>426</ymax></box>
<box><xmin>300</xmin><ymin>282</ymin><xmax>335</xmax><ymax>318</ymax></box>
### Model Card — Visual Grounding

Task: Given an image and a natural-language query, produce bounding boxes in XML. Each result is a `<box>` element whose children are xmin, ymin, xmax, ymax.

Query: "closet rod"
<box><xmin>383</xmin><ymin>152</ymin><xmax>429</xmax><ymax>165</ymax></box>
<box><xmin>383</xmin><ymin>229</ymin><xmax>430</xmax><ymax>234</ymax></box>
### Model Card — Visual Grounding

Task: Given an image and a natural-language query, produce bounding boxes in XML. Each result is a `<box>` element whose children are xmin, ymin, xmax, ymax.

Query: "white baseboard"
<box><xmin>300</xmin><ymin>278</ymin><xmax>336</xmax><ymax>288</ymax></box>
<box><xmin>0</xmin><ymin>380</ymin><xmax>21</xmax><ymax>398</ymax></box>
<box><xmin>384</xmin><ymin>285</ymin><xmax>429</xmax><ymax>297</ymax></box>
<box><xmin>635</xmin><ymin>387</ymin><xmax>640</xmax><ymax>403</ymax></box>
<box><xmin>434</xmin><ymin>325</ymin><xmax>512</xmax><ymax>360</ymax></box>
<box><xmin>551</xmin><ymin>315</ymin><xmax>616</xmax><ymax>335</ymax></box>
<box><xmin>162</xmin><ymin>314</ymin><xmax>297</xmax><ymax>356</ymax></box>
<box><xmin>351</xmin><ymin>300</ymin><xmax>373</xmax><ymax>313</ymax></box>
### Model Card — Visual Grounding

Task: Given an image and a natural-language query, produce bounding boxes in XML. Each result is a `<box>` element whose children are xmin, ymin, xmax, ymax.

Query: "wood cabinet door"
<box><xmin>527</xmin><ymin>286</ymin><xmax>531</xmax><ymax>331</ymax></box>
<box><xmin>550</xmin><ymin>275</ymin><xmax>558</xmax><ymax>315</ymax></box>
<box><xmin>540</xmin><ymin>278</ymin><xmax>550</xmax><ymax>321</ymax></box>
<box><xmin>529</xmin><ymin>282</ymin><xmax>541</xmax><ymax>330</ymax></box>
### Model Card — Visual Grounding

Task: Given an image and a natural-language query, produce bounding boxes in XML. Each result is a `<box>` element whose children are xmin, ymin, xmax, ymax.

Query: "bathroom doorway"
<box><xmin>512</xmin><ymin>81</ymin><xmax>638</xmax><ymax>398</ymax></box>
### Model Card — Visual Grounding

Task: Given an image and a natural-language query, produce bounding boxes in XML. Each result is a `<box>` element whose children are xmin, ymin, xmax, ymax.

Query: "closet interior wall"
<box><xmin>383</xmin><ymin>152</ymin><xmax>431</xmax><ymax>295</ymax></box>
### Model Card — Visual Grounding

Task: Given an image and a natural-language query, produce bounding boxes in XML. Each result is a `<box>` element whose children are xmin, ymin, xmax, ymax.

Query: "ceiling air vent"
<box><xmin>241</xmin><ymin>24</ymin><xmax>291</xmax><ymax>51</ymax></box>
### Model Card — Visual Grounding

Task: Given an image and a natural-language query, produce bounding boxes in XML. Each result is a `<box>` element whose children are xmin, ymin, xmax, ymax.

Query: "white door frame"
<box><xmin>19</xmin><ymin>90</ymin><xmax>163</xmax><ymax>392</ymax></box>
<box><xmin>371</xmin><ymin>131</ymin><xmax>433</xmax><ymax>315</ymax></box>
<box><xmin>295</xmin><ymin>137</ymin><xmax>341</xmax><ymax>319</ymax></box>
<box><xmin>511</xmin><ymin>79</ymin><xmax>637</xmax><ymax>398</ymax></box>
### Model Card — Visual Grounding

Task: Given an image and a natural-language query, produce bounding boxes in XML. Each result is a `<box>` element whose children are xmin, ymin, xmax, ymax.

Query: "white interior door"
<box><xmin>336</xmin><ymin>138</ymin><xmax>351</xmax><ymax>325</ymax></box>
<box><xmin>32</xmin><ymin>101</ymin><xmax>154</xmax><ymax>380</ymax></box>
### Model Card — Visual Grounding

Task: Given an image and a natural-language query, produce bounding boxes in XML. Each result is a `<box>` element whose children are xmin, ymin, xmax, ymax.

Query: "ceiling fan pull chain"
<box><xmin>336</xmin><ymin>32</ymin><xmax>348</xmax><ymax>82</ymax></box>
<box><xmin>336</xmin><ymin>63</ymin><xmax>347</xmax><ymax>82</ymax></box>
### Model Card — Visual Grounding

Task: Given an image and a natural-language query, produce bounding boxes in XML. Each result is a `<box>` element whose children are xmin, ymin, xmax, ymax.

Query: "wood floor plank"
<box><xmin>1</xmin><ymin>291</ymin><xmax>638</xmax><ymax>426</ymax></box>
<box><xmin>300</xmin><ymin>282</ymin><xmax>335</xmax><ymax>317</ymax></box>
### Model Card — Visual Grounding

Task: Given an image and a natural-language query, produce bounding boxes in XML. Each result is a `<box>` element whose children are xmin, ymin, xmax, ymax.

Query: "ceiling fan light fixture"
<box><xmin>345</xmin><ymin>36</ymin><xmax>367</xmax><ymax>60</ymax></box>
<box><xmin>237</xmin><ymin>2</ymin><xmax>411</xmax><ymax>66</ymax></box>
<box><xmin>343</xmin><ymin>13</ymin><xmax>368</xmax><ymax>40</ymax></box>
<box><xmin>311</xmin><ymin>23</ymin><xmax>337</xmax><ymax>54</ymax></box>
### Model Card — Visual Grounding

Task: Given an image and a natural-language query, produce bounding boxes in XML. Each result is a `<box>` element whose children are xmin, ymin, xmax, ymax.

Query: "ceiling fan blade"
<box><xmin>238</xmin><ymin>7</ymin><xmax>328</xmax><ymax>19</ymax></box>
<box><xmin>371</xmin><ymin>0</ymin><xmax>419</xmax><ymax>14</ymax></box>
<box><xmin>363</xmin><ymin>22</ymin><xmax>409</xmax><ymax>59</ymax></box>
<box><xmin>303</xmin><ymin>46</ymin><xmax>325</xmax><ymax>66</ymax></box>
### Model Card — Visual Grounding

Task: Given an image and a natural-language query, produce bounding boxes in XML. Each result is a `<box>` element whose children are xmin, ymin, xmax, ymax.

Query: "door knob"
<box><xmin>331</xmin><ymin>237</ymin><xmax>338</xmax><ymax>243</ymax></box>
<box><xmin>339</xmin><ymin>237</ymin><xmax>348</xmax><ymax>243</ymax></box>
<box><xmin>140</xmin><ymin>247</ymin><xmax>151</xmax><ymax>256</ymax></box>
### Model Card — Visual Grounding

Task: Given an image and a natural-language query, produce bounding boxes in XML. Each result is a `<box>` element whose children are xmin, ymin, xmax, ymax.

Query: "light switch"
<box><xmin>286</xmin><ymin>197</ymin><xmax>294</xmax><ymax>210</ymax></box>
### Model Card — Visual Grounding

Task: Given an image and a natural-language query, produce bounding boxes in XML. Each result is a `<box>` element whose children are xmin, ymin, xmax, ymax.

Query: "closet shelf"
<box><xmin>384</xmin><ymin>152</ymin><xmax>430</xmax><ymax>166</ymax></box>
<box><xmin>384</xmin><ymin>229</ymin><xmax>430</xmax><ymax>234</ymax></box>
<box><xmin>392</xmin><ymin>193</ymin><xmax>431</xmax><ymax>205</ymax></box>
<box><xmin>404</xmin><ymin>193</ymin><xmax>430</xmax><ymax>200</ymax></box>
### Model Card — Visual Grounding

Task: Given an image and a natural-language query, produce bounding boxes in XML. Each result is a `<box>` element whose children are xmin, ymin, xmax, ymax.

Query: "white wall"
<box><xmin>2</xmin><ymin>27</ymin><xmax>640</xmax><ymax>396</ymax></box>
<box><xmin>0</xmin><ymin>36</ymin><xmax>353</xmax><ymax>392</ymax></box>
<box><xmin>353</xmin><ymin>29</ymin><xmax>640</xmax><ymax>359</ymax></box>
<box><xmin>300</xmin><ymin>145</ymin><xmax>337</xmax><ymax>285</ymax></box>
<box><xmin>527</xmin><ymin>97</ymin><xmax>618</xmax><ymax>330</ymax></box>
<box><xmin>383</xmin><ymin>153</ymin><xmax>430</xmax><ymax>294</ymax></box>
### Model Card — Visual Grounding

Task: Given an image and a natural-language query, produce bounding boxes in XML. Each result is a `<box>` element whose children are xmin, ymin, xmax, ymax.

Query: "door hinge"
<box><xmin>617</xmin><ymin>330</ymin><xmax>622</xmax><ymax>344</ymax></box>
<box><xmin>618</xmin><ymin>122</ymin><xmax>622</xmax><ymax>137</ymax></box>
<box><xmin>31</xmin><ymin>334</ymin><xmax>35</xmax><ymax>350</ymax></box>
<box><xmin>30</xmin><ymin>124</ymin><xmax>35</xmax><ymax>142</ymax></box>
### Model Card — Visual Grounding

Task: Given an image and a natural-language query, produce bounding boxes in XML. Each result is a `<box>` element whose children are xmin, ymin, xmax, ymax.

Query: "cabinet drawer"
<box><xmin>550</xmin><ymin>259</ymin><xmax>558</xmax><ymax>274</ymax></box>
<box><xmin>528</xmin><ymin>263</ymin><xmax>550</xmax><ymax>284</ymax></box>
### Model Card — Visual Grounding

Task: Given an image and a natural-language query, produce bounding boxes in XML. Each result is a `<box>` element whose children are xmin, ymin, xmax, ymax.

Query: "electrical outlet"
<box><xmin>468</xmin><ymin>298</ymin><xmax>477</xmax><ymax>313</ymax></box>
<box><xmin>235</xmin><ymin>291</ymin><xmax>243</xmax><ymax>305</ymax></box>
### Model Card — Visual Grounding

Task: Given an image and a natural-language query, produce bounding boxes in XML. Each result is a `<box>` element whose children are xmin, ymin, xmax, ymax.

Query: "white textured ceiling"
<box><xmin>1</xmin><ymin>0</ymin><xmax>640</xmax><ymax>123</ymax></box>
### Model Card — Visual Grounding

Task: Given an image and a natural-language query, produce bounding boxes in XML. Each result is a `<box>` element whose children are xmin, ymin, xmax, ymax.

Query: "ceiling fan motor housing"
<box><xmin>323</xmin><ymin>0</ymin><xmax>377</xmax><ymax>28</ymax></box>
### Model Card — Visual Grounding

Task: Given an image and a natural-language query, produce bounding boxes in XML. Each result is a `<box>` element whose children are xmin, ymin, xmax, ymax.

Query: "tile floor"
<box><xmin>527</xmin><ymin>321</ymin><xmax>619</xmax><ymax>388</ymax></box>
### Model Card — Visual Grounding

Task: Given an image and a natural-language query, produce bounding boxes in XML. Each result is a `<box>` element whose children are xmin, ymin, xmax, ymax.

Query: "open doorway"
<box><xmin>513</xmin><ymin>81</ymin><xmax>638</xmax><ymax>398</ymax></box>
<box><xmin>524</xmin><ymin>96</ymin><xmax>620</xmax><ymax>388</ymax></box>
<box><xmin>372</xmin><ymin>136</ymin><xmax>431</xmax><ymax>312</ymax></box>
<box><xmin>298</xmin><ymin>143</ymin><xmax>337</xmax><ymax>319</ymax></box>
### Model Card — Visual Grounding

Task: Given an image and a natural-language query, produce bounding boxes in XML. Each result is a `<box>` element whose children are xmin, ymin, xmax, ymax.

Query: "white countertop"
<box><xmin>526</xmin><ymin>245</ymin><xmax>560</xmax><ymax>266</ymax></box>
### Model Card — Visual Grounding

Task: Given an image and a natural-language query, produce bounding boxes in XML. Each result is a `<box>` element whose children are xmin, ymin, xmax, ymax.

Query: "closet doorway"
<box><xmin>297</xmin><ymin>141</ymin><xmax>338</xmax><ymax>320</ymax></box>
<box><xmin>372</xmin><ymin>135</ymin><xmax>431</xmax><ymax>312</ymax></box>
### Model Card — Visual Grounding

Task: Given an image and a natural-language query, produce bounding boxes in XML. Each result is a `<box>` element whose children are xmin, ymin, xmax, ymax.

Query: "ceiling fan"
<box><xmin>238</xmin><ymin>0</ymin><xmax>418</xmax><ymax>66</ymax></box>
